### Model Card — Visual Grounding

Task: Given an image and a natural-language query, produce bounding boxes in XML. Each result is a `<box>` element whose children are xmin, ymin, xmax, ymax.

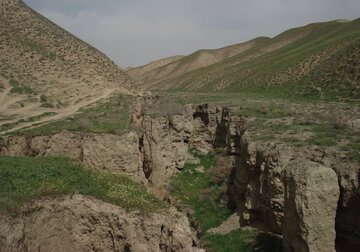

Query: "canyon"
<box><xmin>1</xmin><ymin>97</ymin><xmax>358</xmax><ymax>251</ymax></box>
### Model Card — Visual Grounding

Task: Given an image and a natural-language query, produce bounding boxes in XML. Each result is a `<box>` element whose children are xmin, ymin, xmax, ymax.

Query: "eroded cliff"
<box><xmin>0</xmin><ymin>97</ymin><xmax>359</xmax><ymax>251</ymax></box>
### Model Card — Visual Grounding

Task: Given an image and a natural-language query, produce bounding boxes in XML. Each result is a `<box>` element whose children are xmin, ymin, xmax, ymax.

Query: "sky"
<box><xmin>23</xmin><ymin>0</ymin><xmax>360</xmax><ymax>68</ymax></box>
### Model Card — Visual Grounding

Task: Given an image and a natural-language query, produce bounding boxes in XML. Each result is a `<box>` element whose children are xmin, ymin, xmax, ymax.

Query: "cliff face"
<box><xmin>228</xmin><ymin>129</ymin><xmax>360</xmax><ymax>251</ymax></box>
<box><xmin>0</xmin><ymin>99</ymin><xmax>243</xmax><ymax>191</ymax></box>
<box><xmin>0</xmin><ymin>194</ymin><xmax>202</xmax><ymax>252</ymax></box>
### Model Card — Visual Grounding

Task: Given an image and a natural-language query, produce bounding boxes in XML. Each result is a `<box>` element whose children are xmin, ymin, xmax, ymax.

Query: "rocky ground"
<box><xmin>1</xmin><ymin>96</ymin><xmax>359</xmax><ymax>251</ymax></box>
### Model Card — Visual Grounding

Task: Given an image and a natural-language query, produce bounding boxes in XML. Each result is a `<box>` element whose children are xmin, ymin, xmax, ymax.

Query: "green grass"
<box><xmin>153</xmin><ymin>19</ymin><xmax>360</xmax><ymax>101</ymax></box>
<box><xmin>0</xmin><ymin>156</ymin><xmax>164</xmax><ymax>215</ymax></box>
<box><xmin>171</xmin><ymin>150</ymin><xmax>233</xmax><ymax>232</ymax></box>
<box><xmin>202</xmin><ymin>229</ymin><xmax>256</xmax><ymax>252</ymax></box>
<box><xmin>11</xmin><ymin>94</ymin><xmax>131</xmax><ymax>136</ymax></box>
<box><xmin>170</xmin><ymin>149</ymin><xmax>285</xmax><ymax>251</ymax></box>
<box><xmin>0</xmin><ymin>112</ymin><xmax>57</xmax><ymax>132</ymax></box>
<box><xmin>341</xmin><ymin>143</ymin><xmax>360</xmax><ymax>162</ymax></box>
<box><xmin>306</xmin><ymin>135</ymin><xmax>338</xmax><ymax>146</ymax></box>
<box><xmin>203</xmin><ymin>230</ymin><xmax>284</xmax><ymax>252</ymax></box>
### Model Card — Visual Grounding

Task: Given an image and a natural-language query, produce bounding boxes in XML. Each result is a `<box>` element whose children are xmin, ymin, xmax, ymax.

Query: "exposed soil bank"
<box><xmin>1</xmin><ymin>97</ymin><xmax>359</xmax><ymax>251</ymax></box>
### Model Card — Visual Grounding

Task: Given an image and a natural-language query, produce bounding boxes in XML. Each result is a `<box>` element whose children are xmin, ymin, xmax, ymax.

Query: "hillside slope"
<box><xmin>0</xmin><ymin>0</ymin><xmax>134</xmax><ymax>132</ymax></box>
<box><xmin>126</xmin><ymin>55</ymin><xmax>185</xmax><ymax>80</ymax></box>
<box><xmin>127</xmin><ymin>38</ymin><xmax>266</xmax><ymax>89</ymax></box>
<box><xmin>136</xmin><ymin>19</ymin><xmax>360</xmax><ymax>100</ymax></box>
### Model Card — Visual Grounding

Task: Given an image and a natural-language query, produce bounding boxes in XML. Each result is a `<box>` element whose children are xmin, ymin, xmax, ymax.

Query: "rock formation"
<box><xmin>228</xmin><ymin>127</ymin><xmax>360</xmax><ymax>251</ymax></box>
<box><xmin>283</xmin><ymin>158</ymin><xmax>339</xmax><ymax>252</ymax></box>
<box><xmin>0</xmin><ymin>194</ymin><xmax>203</xmax><ymax>252</ymax></box>
<box><xmin>1</xmin><ymin>98</ymin><xmax>359</xmax><ymax>251</ymax></box>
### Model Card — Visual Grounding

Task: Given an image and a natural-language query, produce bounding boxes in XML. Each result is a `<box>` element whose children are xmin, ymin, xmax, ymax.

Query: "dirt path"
<box><xmin>2</xmin><ymin>89</ymin><xmax>115</xmax><ymax>134</ymax></box>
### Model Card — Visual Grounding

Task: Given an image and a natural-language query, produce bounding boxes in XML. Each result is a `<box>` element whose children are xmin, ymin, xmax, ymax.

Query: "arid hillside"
<box><xmin>132</xmin><ymin>19</ymin><xmax>360</xmax><ymax>101</ymax></box>
<box><xmin>126</xmin><ymin>55</ymin><xmax>185</xmax><ymax>80</ymax></box>
<box><xmin>0</xmin><ymin>0</ymin><xmax>134</xmax><ymax>133</ymax></box>
<box><xmin>127</xmin><ymin>37</ymin><xmax>266</xmax><ymax>89</ymax></box>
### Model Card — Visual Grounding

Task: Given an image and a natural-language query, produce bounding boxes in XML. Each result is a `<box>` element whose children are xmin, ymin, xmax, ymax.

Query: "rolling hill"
<box><xmin>131</xmin><ymin>19</ymin><xmax>360</xmax><ymax>101</ymax></box>
<box><xmin>127</xmin><ymin>38</ymin><xmax>266</xmax><ymax>89</ymax></box>
<box><xmin>0</xmin><ymin>0</ymin><xmax>134</xmax><ymax>133</ymax></box>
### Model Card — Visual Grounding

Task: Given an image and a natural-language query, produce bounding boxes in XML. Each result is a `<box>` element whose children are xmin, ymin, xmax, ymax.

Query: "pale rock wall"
<box><xmin>0</xmin><ymin>194</ymin><xmax>203</xmax><ymax>252</ymax></box>
<box><xmin>283</xmin><ymin>158</ymin><xmax>339</xmax><ymax>252</ymax></box>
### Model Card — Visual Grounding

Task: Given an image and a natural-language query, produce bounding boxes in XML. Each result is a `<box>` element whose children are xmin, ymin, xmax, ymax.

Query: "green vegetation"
<box><xmin>11</xmin><ymin>94</ymin><xmax>131</xmax><ymax>136</ymax></box>
<box><xmin>8</xmin><ymin>78</ymin><xmax>37</xmax><ymax>95</ymax></box>
<box><xmin>0</xmin><ymin>73</ymin><xmax>9</xmax><ymax>79</ymax></box>
<box><xmin>153</xmin><ymin>19</ymin><xmax>360</xmax><ymax>101</ymax></box>
<box><xmin>341</xmin><ymin>142</ymin><xmax>360</xmax><ymax>162</ymax></box>
<box><xmin>170</xmin><ymin>151</ymin><xmax>232</xmax><ymax>231</ymax></box>
<box><xmin>0</xmin><ymin>156</ymin><xmax>164</xmax><ymax>215</ymax></box>
<box><xmin>160</xmin><ymin>91</ymin><xmax>360</xmax><ymax>164</ymax></box>
<box><xmin>170</xmin><ymin>148</ymin><xmax>284</xmax><ymax>251</ymax></box>
<box><xmin>203</xmin><ymin>229</ymin><xmax>256</xmax><ymax>252</ymax></box>
<box><xmin>0</xmin><ymin>112</ymin><xmax>57</xmax><ymax>132</ymax></box>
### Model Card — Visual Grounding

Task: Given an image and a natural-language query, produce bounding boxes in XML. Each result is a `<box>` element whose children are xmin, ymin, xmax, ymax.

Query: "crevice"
<box><xmin>193</xmin><ymin>104</ymin><xmax>209</xmax><ymax>125</ymax></box>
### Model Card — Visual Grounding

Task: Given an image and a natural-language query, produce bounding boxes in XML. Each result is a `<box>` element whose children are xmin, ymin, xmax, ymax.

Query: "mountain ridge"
<box><xmin>130</xmin><ymin>18</ymin><xmax>360</xmax><ymax>100</ymax></box>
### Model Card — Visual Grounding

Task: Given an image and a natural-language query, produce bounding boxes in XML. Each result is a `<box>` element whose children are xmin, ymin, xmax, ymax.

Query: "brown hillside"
<box><xmin>130</xmin><ymin>38</ymin><xmax>264</xmax><ymax>88</ymax></box>
<box><xmin>138</xmin><ymin>19</ymin><xmax>360</xmax><ymax>98</ymax></box>
<box><xmin>126</xmin><ymin>55</ymin><xmax>184</xmax><ymax>79</ymax></box>
<box><xmin>0</xmin><ymin>0</ymin><xmax>134</xmax><ymax>133</ymax></box>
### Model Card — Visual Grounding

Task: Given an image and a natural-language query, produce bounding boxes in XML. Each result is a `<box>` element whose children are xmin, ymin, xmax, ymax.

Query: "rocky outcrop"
<box><xmin>138</xmin><ymin>102</ymin><xmax>243</xmax><ymax>188</ymax></box>
<box><xmin>0</xmin><ymin>100</ymin><xmax>243</xmax><ymax>191</ymax></box>
<box><xmin>229</xmin><ymin>138</ymin><xmax>292</xmax><ymax>234</ymax></box>
<box><xmin>0</xmin><ymin>131</ymin><xmax>147</xmax><ymax>185</ymax></box>
<box><xmin>283</xmin><ymin>158</ymin><xmax>339</xmax><ymax>252</ymax></box>
<box><xmin>0</xmin><ymin>194</ymin><xmax>203</xmax><ymax>252</ymax></box>
<box><xmin>1</xmin><ymin>98</ymin><xmax>359</xmax><ymax>251</ymax></box>
<box><xmin>228</xmin><ymin>130</ymin><xmax>360</xmax><ymax>251</ymax></box>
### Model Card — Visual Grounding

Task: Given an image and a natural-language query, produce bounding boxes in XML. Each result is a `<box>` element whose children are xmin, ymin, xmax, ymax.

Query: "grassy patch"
<box><xmin>0</xmin><ymin>112</ymin><xmax>57</xmax><ymax>132</ymax></box>
<box><xmin>341</xmin><ymin>143</ymin><xmax>360</xmax><ymax>162</ymax></box>
<box><xmin>306</xmin><ymin>134</ymin><xmax>338</xmax><ymax>146</ymax></box>
<box><xmin>170</xmin><ymin>151</ymin><xmax>232</xmax><ymax>232</ymax></box>
<box><xmin>202</xmin><ymin>229</ymin><xmax>256</xmax><ymax>252</ymax></box>
<box><xmin>203</xmin><ymin>230</ymin><xmax>283</xmax><ymax>252</ymax></box>
<box><xmin>0</xmin><ymin>156</ymin><xmax>164</xmax><ymax>215</ymax></box>
<box><xmin>14</xmin><ymin>94</ymin><xmax>131</xmax><ymax>135</ymax></box>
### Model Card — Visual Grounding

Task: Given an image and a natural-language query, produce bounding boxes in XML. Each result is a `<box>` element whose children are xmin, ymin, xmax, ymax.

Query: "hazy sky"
<box><xmin>23</xmin><ymin>0</ymin><xmax>360</xmax><ymax>68</ymax></box>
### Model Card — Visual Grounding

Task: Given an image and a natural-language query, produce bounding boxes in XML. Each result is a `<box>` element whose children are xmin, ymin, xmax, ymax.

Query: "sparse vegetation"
<box><xmin>9</xmin><ymin>95</ymin><xmax>131</xmax><ymax>136</ymax></box>
<box><xmin>170</xmin><ymin>148</ymin><xmax>285</xmax><ymax>251</ymax></box>
<box><xmin>143</xmin><ymin>102</ymin><xmax>185</xmax><ymax>118</ymax></box>
<box><xmin>140</xmin><ymin>19</ymin><xmax>360</xmax><ymax>101</ymax></box>
<box><xmin>0</xmin><ymin>112</ymin><xmax>57</xmax><ymax>132</ymax></box>
<box><xmin>159</xmin><ymin>91</ymin><xmax>360</xmax><ymax>164</ymax></box>
<box><xmin>0</xmin><ymin>156</ymin><xmax>164</xmax><ymax>215</ymax></box>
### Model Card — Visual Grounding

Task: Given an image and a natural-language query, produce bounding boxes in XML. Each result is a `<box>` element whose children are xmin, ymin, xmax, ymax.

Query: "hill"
<box><xmin>127</xmin><ymin>38</ymin><xmax>266</xmax><ymax>89</ymax></box>
<box><xmin>126</xmin><ymin>55</ymin><xmax>185</xmax><ymax>80</ymax></box>
<box><xmin>0</xmin><ymin>0</ymin><xmax>134</xmax><ymax>133</ymax></box>
<box><xmin>132</xmin><ymin>19</ymin><xmax>360</xmax><ymax>101</ymax></box>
